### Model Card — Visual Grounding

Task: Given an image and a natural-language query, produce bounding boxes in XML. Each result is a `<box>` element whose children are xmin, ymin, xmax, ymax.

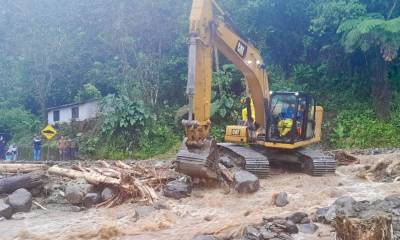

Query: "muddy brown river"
<box><xmin>2</xmin><ymin>153</ymin><xmax>400</xmax><ymax>240</ymax></box>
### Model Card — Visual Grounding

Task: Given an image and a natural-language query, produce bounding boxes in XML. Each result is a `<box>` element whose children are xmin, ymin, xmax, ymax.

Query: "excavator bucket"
<box><xmin>174</xmin><ymin>138</ymin><xmax>220</xmax><ymax>180</ymax></box>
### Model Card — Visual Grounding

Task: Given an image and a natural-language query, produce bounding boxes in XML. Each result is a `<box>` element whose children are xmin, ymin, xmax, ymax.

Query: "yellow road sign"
<box><xmin>41</xmin><ymin>124</ymin><xmax>58</xmax><ymax>140</ymax></box>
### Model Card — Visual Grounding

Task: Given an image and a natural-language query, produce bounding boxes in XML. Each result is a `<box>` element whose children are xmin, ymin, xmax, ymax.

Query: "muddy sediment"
<box><xmin>1</xmin><ymin>152</ymin><xmax>400</xmax><ymax>240</ymax></box>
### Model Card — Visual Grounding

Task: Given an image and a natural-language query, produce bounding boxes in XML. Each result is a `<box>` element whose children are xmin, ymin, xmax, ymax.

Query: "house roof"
<box><xmin>47</xmin><ymin>99</ymin><xmax>98</xmax><ymax>112</ymax></box>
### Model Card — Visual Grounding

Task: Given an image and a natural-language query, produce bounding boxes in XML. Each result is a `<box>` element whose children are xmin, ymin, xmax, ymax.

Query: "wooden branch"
<box><xmin>0</xmin><ymin>173</ymin><xmax>44</xmax><ymax>194</ymax></box>
<box><xmin>0</xmin><ymin>164</ymin><xmax>48</xmax><ymax>173</ymax></box>
<box><xmin>98</xmin><ymin>160</ymin><xmax>111</xmax><ymax>168</ymax></box>
<box><xmin>115</xmin><ymin>160</ymin><xmax>132</xmax><ymax>169</ymax></box>
<box><xmin>219</xmin><ymin>163</ymin><xmax>234</xmax><ymax>183</ymax></box>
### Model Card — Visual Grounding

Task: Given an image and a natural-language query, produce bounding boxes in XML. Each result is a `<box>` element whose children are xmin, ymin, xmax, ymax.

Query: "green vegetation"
<box><xmin>0</xmin><ymin>0</ymin><xmax>399</xmax><ymax>159</ymax></box>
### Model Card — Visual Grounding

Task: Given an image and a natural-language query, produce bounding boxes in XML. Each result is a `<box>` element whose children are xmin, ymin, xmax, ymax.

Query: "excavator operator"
<box><xmin>278</xmin><ymin>103</ymin><xmax>295</xmax><ymax>137</ymax></box>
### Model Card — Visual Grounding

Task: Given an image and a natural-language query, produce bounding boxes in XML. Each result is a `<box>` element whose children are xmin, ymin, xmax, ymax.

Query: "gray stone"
<box><xmin>65</xmin><ymin>181</ymin><xmax>94</xmax><ymax>205</ymax></box>
<box><xmin>277</xmin><ymin>233</ymin><xmax>293</xmax><ymax>240</ymax></box>
<box><xmin>192</xmin><ymin>235</ymin><xmax>216</xmax><ymax>240</ymax></box>
<box><xmin>334</xmin><ymin>196</ymin><xmax>357</xmax><ymax>216</ymax></box>
<box><xmin>163</xmin><ymin>177</ymin><xmax>192</xmax><ymax>199</ymax></box>
<box><xmin>284</xmin><ymin>220</ymin><xmax>298</xmax><ymax>234</ymax></box>
<box><xmin>274</xmin><ymin>192</ymin><xmax>289</xmax><ymax>207</ymax></box>
<box><xmin>243</xmin><ymin>226</ymin><xmax>261</xmax><ymax>240</ymax></box>
<box><xmin>313</xmin><ymin>207</ymin><xmax>329</xmax><ymax>223</ymax></box>
<box><xmin>220</xmin><ymin>156</ymin><xmax>234</xmax><ymax>168</ymax></box>
<box><xmin>287</xmin><ymin>212</ymin><xmax>308</xmax><ymax>224</ymax></box>
<box><xmin>83</xmin><ymin>193</ymin><xmax>100</xmax><ymax>208</ymax></box>
<box><xmin>260</xmin><ymin>229</ymin><xmax>277</xmax><ymax>239</ymax></box>
<box><xmin>101</xmin><ymin>187</ymin><xmax>114</xmax><ymax>201</ymax></box>
<box><xmin>297</xmin><ymin>223</ymin><xmax>319</xmax><ymax>234</ymax></box>
<box><xmin>234</xmin><ymin>170</ymin><xmax>260</xmax><ymax>194</ymax></box>
<box><xmin>0</xmin><ymin>199</ymin><xmax>12</xmax><ymax>219</ymax></box>
<box><xmin>6</xmin><ymin>188</ymin><xmax>32</xmax><ymax>212</ymax></box>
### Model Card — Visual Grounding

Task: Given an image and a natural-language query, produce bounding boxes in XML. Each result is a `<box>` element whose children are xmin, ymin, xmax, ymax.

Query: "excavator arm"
<box><xmin>184</xmin><ymin>0</ymin><xmax>269</xmax><ymax>145</ymax></box>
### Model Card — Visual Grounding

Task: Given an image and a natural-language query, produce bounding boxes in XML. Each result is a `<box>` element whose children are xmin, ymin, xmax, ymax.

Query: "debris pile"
<box><xmin>313</xmin><ymin>195</ymin><xmax>400</xmax><ymax>239</ymax></box>
<box><xmin>48</xmin><ymin>160</ymin><xmax>177</xmax><ymax>207</ymax></box>
<box><xmin>356</xmin><ymin>152</ymin><xmax>400</xmax><ymax>182</ymax></box>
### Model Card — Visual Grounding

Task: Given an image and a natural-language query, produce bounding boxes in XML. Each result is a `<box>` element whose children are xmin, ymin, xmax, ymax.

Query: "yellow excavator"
<box><xmin>175</xmin><ymin>0</ymin><xmax>335</xmax><ymax>180</ymax></box>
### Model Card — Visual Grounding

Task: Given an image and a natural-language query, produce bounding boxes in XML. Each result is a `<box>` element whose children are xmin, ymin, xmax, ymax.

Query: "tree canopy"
<box><xmin>0</xmin><ymin>0</ymin><xmax>399</xmax><ymax>157</ymax></box>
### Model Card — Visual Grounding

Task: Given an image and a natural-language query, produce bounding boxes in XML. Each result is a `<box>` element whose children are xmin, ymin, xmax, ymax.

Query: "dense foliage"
<box><xmin>0</xmin><ymin>0</ymin><xmax>399</xmax><ymax>158</ymax></box>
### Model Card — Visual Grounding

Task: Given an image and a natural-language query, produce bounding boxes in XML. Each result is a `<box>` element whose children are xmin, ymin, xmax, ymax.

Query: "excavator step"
<box><xmin>218</xmin><ymin>143</ymin><xmax>270</xmax><ymax>178</ymax></box>
<box><xmin>297</xmin><ymin>148</ymin><xmax>336</xmax><ymax>176</ymax></box>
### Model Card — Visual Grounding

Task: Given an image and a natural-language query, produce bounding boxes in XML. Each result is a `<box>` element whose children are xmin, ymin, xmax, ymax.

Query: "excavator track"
<box><xmin>218</xmin><ymin>143</ymin><xmax>270</xmax><ymax>178</ymax></box>
<box><xmin>297</xmin><ymin>148</ymin><xmax>336</xmax><ymax>176</ymax></box>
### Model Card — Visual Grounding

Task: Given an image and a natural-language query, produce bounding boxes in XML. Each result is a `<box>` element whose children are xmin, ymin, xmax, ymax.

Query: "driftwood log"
<box><xmin>0</xmin><ymin>164</ymin><xmax>48</xmax><ymax>173</ymax></box>
<box><xmin>335</xmin><ymin>215</ymin><xmax>393</xmax><ymax>240</ymax></box>
<box><xmin>0</xmin><ymin>172</ymin><xmax>44</xmax><ymax>194</ymax></box>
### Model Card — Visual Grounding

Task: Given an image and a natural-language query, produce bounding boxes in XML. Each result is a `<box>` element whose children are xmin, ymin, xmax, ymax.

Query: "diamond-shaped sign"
<box><xmin>41</xmin><ymin>124</ymin><xmax>58</xmax><ymax>140</ymax></box>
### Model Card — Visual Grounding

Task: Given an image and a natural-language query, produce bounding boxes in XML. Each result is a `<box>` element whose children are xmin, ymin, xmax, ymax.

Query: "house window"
<box><xmin>53</xmin><ymin>110</ymin><xmax>60</xmax><ymax>122</ymax></box>
<box><xmin>72</xmin><ymin>107</ymin><xmax>79</xmax><ymax>119</ymax></box>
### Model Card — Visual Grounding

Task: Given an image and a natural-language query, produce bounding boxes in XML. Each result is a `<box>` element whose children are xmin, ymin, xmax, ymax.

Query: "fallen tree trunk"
<box><xmin>335</xmin><ymin>215</ymin><xmax>392</xmax><ymax>240</ymax></box>
<box><xmin>0</xmin><ymin>164</ymin><xmax>48</xmax><ymax>173</ymax></box>
<box><xmin>48</xmin><ymin>165</ymin><xmax>120</xmax><ymax>186</ymax></box>
<box><xmin>0</xmin><ymin>172</ymin><xmax>44</xmax><ymax>194</ymax></box>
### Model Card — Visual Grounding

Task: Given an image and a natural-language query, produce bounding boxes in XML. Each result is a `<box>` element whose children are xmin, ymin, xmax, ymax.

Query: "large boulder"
<box><xmin>234</xmin><ymin>170</ymin><xmax>260</xmax><ymax>194</ymax></box>
<box><xmin>65</xmin><ymin>181</ymin><xmax>94</xmax><ymax>205</ymax></box>
<box><xmin>325</xmin><ymin>196</ymin><xmax>357</xmax><ymax>222</ymax></box>
<box><xmin>0</xmin><ymin>199</ymin><xmax>13</xmax><ymax>219</ymax></box>
<box><xmin>274</xmin><ymin>192</ymin><xmax>289</xmax><ymax>207</ymax></box>
<box><xmin>6</xmin><ymin>188</ymin><xmax>32</xmax><ymax>212</ymax></box>
<box><xmin>83</xmin><ymin>193</ymin><xmax>100</xmax><ymax>208</ymax></box>
<box><xmin>163</xmin><ymin>177</ymin><xmax>192</xmax><ymax>199</ymax></box>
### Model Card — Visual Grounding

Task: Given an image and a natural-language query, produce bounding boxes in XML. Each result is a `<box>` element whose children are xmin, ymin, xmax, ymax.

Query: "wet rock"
<box><xmin>297</xmin><ymin>223</ymin><xmax>319</xmax><ymax>234</ymax></box>
<box><xmin>65</xmin><ymin>181</ymin><xmax>94</xmax><ymax>205</ymax></box>
<box><xmin>286</xmin><ymin>212</ymin><xmax>308</xmax><ymax>224</ymax></box>
<box><xmin>259</xmin><ymin>229</ymin><xmax>277</xmax><ymax>239</ymax></box>
<box><xmin>83</xmin><ymin>193</ymin><xmax>100</xmax><ymax>208</ymax></box>
<box><xmin>243</xmin><ymin>226</ymin><xmax>261</xmax><ymax>240</ymax></box>
<box><xmin>274</xmin><ymin>192</ymin><xmax>289</xmax><ymax>207</ymax></box>
<box><xmin>192</xmin><ymin>235</ymin><xmax>216</xmax><ymax>240</ymax></box>
<box><xmin>220</xmin><ymin>156</ymin><xmax>234</xmax><ymax>168</ymax></box>
<box><xmin>234</xmin><ymin>170</ymin><xmax>260</xmax><ymax>194</ymax></box>
<box><xmin>313</xmin><ymin>207</ymin><xmax>329</xmax><ymax>223</ymax></box>
<box><xmin>6</xmin><ymin>188</ymin><xmax>32</xmax><ymax>212</ymax></box>
<box><xmin>278</xmin><ymin>232</ymin><xmax>293</xmax><ymax>240</ymax></box>
<box><xmin>0</xmin><ymin>199</ymin><xmax>12</xmax><ymax>219</ymax></box>
<box><xmin>101</xmin><ymin>187</ymin><xmax>114</xmax><ymax>201</ymax></box>
<box><xmin>333</xmin><ymin>196</ymin><xmax>357</xmax><ymax>219</ymax></box>
<box><xmin>284</xmin><ymin>220</ymin><xmax>298</xmax><ymax>234</ymax></box>
<box><xmin>163</xmin><ymin>177</ymin><xmax>192</xmax><ymax>199</ymax></box>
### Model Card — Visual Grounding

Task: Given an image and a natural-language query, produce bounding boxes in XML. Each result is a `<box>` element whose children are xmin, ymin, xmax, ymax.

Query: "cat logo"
<box><xmin>231</xmin><ymin>129</ymin><xmax>241</xmax><ymax>136</ymax></box>
<box><xmin>235</xmin><ymin>40</ymin><xmax>247</xmax><ymax>58</ymax></box>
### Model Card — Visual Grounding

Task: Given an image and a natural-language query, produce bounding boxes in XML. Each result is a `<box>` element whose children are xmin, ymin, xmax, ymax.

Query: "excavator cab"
<box><xmin>266</xmin><ymin>92</ymin><xmax>316</xmax><ymax>144</ymax></box>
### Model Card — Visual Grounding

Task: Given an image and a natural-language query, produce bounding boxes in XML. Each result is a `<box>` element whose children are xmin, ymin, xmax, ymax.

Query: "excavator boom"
<box><xmin>175</xmin><ymin>0</ymin><xmax>336</xmax><ymax>180</ymax></box>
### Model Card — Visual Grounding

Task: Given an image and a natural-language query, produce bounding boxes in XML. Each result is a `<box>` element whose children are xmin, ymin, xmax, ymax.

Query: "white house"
<box><xmin>47</xmin><ymin>100</ymin><xmax>99</xmax><ymax>125</ymax></box>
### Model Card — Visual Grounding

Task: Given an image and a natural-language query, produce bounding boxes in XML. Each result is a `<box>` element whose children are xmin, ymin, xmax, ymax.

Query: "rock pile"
<box><xmin>240</xmin><ymin>212</ymin><xmax>318</xmax><ymax>240</ymax></box>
